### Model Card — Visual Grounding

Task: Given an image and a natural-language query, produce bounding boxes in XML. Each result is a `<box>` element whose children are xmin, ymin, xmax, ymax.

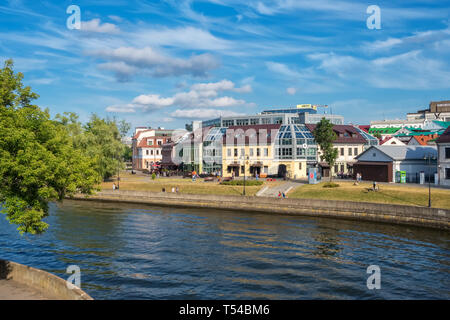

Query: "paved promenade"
<box><xmin>0</xmin><ymin>279</ymin><xmax>52</xmax><ymax>300</ymax></box>
<box><xmin>257</xmin><ymin>181</ymin><xmax>303</xmax><ymax>197</ymax></box>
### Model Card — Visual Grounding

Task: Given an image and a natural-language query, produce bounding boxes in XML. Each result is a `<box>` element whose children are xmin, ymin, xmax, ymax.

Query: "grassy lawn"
<box><xmin>288</xmin><ymin>181</ymin><xmax>450</xmax><ymax>209</ymax></box>
<box><xmin>101</xmin><ymin>171</ymin><xmax>282</xmax><ymax>197</ymax></box>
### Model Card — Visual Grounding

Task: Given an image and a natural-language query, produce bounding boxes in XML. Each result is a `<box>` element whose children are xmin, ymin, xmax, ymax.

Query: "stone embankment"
<box><xmin>71</xmin><ymin>190</ymin><xmax>449</xmax><ymax>230</ymax></box>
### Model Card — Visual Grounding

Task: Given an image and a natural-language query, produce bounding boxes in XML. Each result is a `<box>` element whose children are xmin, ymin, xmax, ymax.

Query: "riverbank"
<box><xmin>0</xmin><ymin>260</ymin><xmax>92</xmax><ymax>300</ymax></box>
<box><xmin>71</xmin><ymin>190</ymin><xmax>449</xmax><ymax>230</ymax></box>
<box><xmin>289</xmin><ymin>181</ymin><xmax>450</xmax><ymax>209</ymax></box>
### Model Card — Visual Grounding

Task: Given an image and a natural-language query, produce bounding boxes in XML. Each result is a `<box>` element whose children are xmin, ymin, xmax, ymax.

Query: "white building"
<box><xmin>354</xmin><ymin>145</ymin><xmax>437</xmax><ymax>183</ymax></box>
<box><xmin>436</xmin><ymin>127</ymin><xmax>450</xmax><ymax>187</ymax></box>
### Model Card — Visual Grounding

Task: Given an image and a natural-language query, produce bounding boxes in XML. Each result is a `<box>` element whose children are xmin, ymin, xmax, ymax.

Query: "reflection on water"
<box><xmin>0</xmin><ymin>200</ymin><xmax>449</xmax><ymax>299</ymax></box>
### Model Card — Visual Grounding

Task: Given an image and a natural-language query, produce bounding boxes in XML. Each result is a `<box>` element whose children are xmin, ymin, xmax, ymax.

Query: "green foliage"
<box><xmin>323</xmin><ymin>182</ymin><xmax>340</xmax><ymax>188</ymax></box>
<box><xmin>151</xmin><ymin>173</ymin><xmax>156</xmax><ymax>180</ymax></box>
<box><xmin>55</xmin><ymin>113</ymin><xmax>126</xmax><ymax>181</ymax></box>
<box><xmin>220</xmin><ymin>180</ymin><xmax>263</xmax><ymax>186</ymax></box>
<box><xmin>0</xmin><ymin>60</ymin><xmax>99</xmax><ymax>234</ymax></box>
<box><xmin>123</xmin><ymin>145</ymin><xmax>132</xmax><ymax>161</ymax></box>
<box><xmin>313</xmin><ymin>118</ymin><xmax>339</xmax><ymax>181</ymax></box>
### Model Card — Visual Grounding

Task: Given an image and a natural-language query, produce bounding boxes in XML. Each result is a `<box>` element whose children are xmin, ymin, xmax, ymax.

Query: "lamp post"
<box><xmin>241</xmin><ymin>154</ymin><xmax>249</xmax><ymax>196</ymax></box>
<box><xmin>424</xmin><ymin>153</ymin><xmax>436</xmax><ymax>208</ymax></box>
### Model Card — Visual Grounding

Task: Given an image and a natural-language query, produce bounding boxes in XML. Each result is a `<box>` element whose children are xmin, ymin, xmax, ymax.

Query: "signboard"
<box><xmin>419</xmin><ymin>171</ymin><xmax>425</xmax><ymax>185</ymax></box>
<box><xmin>297</xmin><ymin>104</ymin><xmax>317</xmax><ymax>110</ymax></box>
<box><xmin>400</xmin><ymin>171</ymin><xmax>406</xmax><ymax>183</ymax></box>
<box><xmin>308</xmin><ymin>167</ymin><xmax>320</xmax><ymax>184</ymax></box>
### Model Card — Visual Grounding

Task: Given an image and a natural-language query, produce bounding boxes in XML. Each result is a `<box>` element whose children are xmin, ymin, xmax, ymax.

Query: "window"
<box><xmin>334</xmin><ymin>165</ymin><xmax>338</xmax><ymax>173</ymax></box>
<box><xmin>250</xmin><ymin>148</ymin><xmax>254</xmax><ymax>156</ymax></box>
<box><xmin>340</xmin><ymin>148</ymin><xmax>344</xmax><ymax>156</ymax></box>
<box><xmin>257</xmin><ymin>148</ymin><xmax>260</xmax><ymax>157</ymax></box>
<box><xmin>264</xmin><ymin>148</ymin><xmax>268</xmax><ymax>156</ymax></box>
<box><xmin>354</xmin><ymin>147</ymin><xmax>358</xmax><ymax>156</ymax></box>
<box><xmin>157</xmin><ymin>140</ymin><xmax>162</xmax><ymax>145</ymax></box>
<box><xmin>151</xmin><ymin>150</ymin><xmax>153</xmax><ymax>155</ymax></box>
<box><xmin>241</xmin><ymin>148</ymin><xmax>245</xmax><ymax>156</ymax></box>
<box><xmin>227</xmin><ymin>149</ymin><xmax>231</xmax><ymax>157</ymax></box>
<box><xmin>250</xmin><ymin>118</ymin><xmax>259</xmax><ymax>125</ymax></box>
<box><xmin>264</xmin><ymin>166</ymin><xmax>268</xmax><ymax>173</ymax></box>
<box><xmin>241</xmin><ymin>166</ymin><xmax>245</xmax><ymax>174</ymax></box>
<box><xmin>234</xmin><ymin>149</ymin><xmax>238</xmax><ymax>157</ymax></box>
<box><xmin>299</xmin><ymin>163</ymin><xmax>302</xmax><ymax>170</ymax></box>
<box><xmin>146</xmin><ymin>150</ymin><xmax>149</xmax><ymax>155</ymax></box>
<box><xmin>340</xmin><ymin>164</ymin><xmax>344</xmax><ymax>172</ymax></box>
<box><xmin>261</xmin><ymin>118</ymin><xmax>270</xmax><ymax>124</ymax></box>
<box><xmin>223</xmin><ymin>120</ymin><xmax>234</xmax><ymax>127</ymax></box>
<box><xmin>147</xmin><ymin>140</ymin><xmax>153</xmax><ymax>145</ymax></box>
<box><xmin>446</xmin><ymin>168</ymin><xmax>450</xmax><ymax>180</ymax></box>
<box><xmin>446</xmin><ymin>148</ymin><xmax>450</xmax><ymax>159</ymax></box>
<box><xmin>236</xmin><ymin>119</ymin><xmax>249</xmax><ymax>126</ymax></box>
<box><xmin>348</xmin><ymin>148</ymin><xmax>352</xmax><ymax>156</ymax></box>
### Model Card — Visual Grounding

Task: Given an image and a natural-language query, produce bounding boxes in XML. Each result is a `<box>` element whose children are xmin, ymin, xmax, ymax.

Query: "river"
<box><xmin>0</xmin><ymin>200</ymin><xmax>449</xmax><ymax>299</ymax></box>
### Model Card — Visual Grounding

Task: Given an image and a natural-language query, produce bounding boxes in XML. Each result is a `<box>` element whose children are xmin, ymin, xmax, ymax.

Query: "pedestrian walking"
<box><xmin>112</xmin><ymin>183</ymin><xmax>116</xmax><ymax>191</ymax></box>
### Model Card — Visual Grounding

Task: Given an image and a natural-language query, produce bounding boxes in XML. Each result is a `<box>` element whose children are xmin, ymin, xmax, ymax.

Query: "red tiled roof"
<box><xmin>305</xmin><ymin>124</ymin><xmax>366</xmax><ymax>144</ymax></box>
<box><xmin>223</xmin><ymin>124</ymin><xmax>281</xmax><ymax>145</ymax></box>
<box><xmin>436</xmin><ymin>127</ymin><xmax>450</xmax><ymax>143</ymax></box>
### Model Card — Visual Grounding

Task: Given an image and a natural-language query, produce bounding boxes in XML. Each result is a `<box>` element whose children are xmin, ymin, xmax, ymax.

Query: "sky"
<box><xmin>1</xmin><ymin>0</ymin><xmax>449</xmax><ymax>132</ymax></box>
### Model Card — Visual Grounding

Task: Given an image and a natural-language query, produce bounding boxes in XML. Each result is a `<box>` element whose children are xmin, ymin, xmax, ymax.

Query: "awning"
<box><xmin>319</xmin><ymin>162</ymin><xmax>330</xmax><ymax>168</ymax></box>
<box><xmin>250</xmin><ymin>162</ymin><xmax>263</xmax><ymax>167</ymax></box>
<box><xmin>227</xmin><ymin>163</ymin><xmax>240</xmax><ymax>167</ymax></box>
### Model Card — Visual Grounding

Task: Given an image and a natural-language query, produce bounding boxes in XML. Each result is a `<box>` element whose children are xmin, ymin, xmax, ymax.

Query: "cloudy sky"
<box><xmin>1</xmin><ymin>0</ymin><xmax>449</xmax><ymax>131</ymax></box>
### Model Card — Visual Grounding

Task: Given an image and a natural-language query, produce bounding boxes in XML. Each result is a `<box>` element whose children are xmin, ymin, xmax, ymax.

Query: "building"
<box><xmin>132</xmin><ymin>127</ymin><xmax>174</xmax><ymax>170</ymax></box>
<box><xmin>305</xmin><ymin>124</ymin><xmax>377</xmax><ymax>178</ymax></box>
<box><xmin>200</xmin><ymin>104</ymin><xmax>344</xmax><ymax>128</ymax></box>
<box><xmin>353</xmin><ymin>145</ymin><xmax>437</xmax><ymax>183</ymax></box>
<box><xmin>222</xmin><ymin>124</ymin><xmax>281</xmax><ymax>178</ymax></box>
<box><xmin>380</xmin><ymin>136</ymin><xmax>405</xmax><ymax>146</ymax></box>
<box><xmin>436</xmin><ymin>127</ymin><xmax>450</xmax><ymax>186</ymax></box>
<box><xmin>371</xmin><ymin>100</ymin><xmax>450</xmax><ymax>131</ymax></box>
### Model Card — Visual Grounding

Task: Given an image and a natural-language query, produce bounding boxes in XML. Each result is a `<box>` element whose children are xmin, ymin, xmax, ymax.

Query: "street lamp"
<box><xmin>424</xmin><ymin>153</ymin><xmax>436</xmax><ymax>208</ymax></box>
<box><xmin>241</xmin><ymin>154</ymin><xmax>249</xmax><ymax>196</ymax></box>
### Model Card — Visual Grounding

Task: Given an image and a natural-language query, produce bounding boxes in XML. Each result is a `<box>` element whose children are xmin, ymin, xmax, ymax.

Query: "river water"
<box><xmin>0</xmin><ymin>200</ymin><xmax>449</xmax><ymax>299</ymax></box>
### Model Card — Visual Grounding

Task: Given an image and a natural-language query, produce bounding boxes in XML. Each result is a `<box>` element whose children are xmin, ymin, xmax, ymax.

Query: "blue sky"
<box><xmin>1</xmin><ymin>0</ymin><xmax>449</xmax><ymax>131</ymax></box>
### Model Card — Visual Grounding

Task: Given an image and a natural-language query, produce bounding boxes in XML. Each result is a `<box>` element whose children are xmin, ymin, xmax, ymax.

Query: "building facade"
<box><xmin>436</xmin><ymin>127</ymin><xmax>450</xmax><ymax>186</ymax></box>
<box><xmin>132</xmin><ymin>127</ymin><xmax>174</xmax><ymax>170</ymax></box>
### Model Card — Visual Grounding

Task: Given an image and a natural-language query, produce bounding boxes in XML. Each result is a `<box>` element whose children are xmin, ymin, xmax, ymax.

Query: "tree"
<box><xmin>0</xmin><ymin>60</ymin><xmax>99</xmax><ymax>234</ymax></box>
<box><xmin>313</xmin><ymin>118</ymin><xmax>338</xmax><ymax>181</ymax></box>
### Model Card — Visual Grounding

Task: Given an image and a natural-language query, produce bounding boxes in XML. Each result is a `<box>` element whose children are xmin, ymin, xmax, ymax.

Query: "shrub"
<box><xmin>220</xmin><ymin>180</ymin><xmax>263</xmax><ymax>186</ymax></box>
<box><xmin>323</xmin><ymin>182</ymin><xmax>340</xmax><ymax>188</ymax></box>
<box><xmin>151</xmin><ymin>173</ymin><xmax>156</xmax><ymax>180</ymax></box>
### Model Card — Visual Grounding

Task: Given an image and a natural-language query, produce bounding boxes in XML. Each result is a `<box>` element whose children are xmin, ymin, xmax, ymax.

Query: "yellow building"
<box><xmin>222</xmin><ymin>124</ymin><xmax>281</xmax><ymax>178</ymax></box>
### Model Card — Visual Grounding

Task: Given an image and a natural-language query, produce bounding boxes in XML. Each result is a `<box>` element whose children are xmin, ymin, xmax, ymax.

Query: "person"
<box><xmin>373</xmin><ymin>181</ymin><xmax>378</xmax><ymax>191</ymax></box>
<box><xmin>255</xmin><ymin>172</ymin><xmax>259</xmax><ymax>181</ymax></box>
<box><xmin>278</xmin><ymin>191</ymin><xmax>282</xmax><ymax>198</ymax></box>
<box><xmin>171</xmin><ymin>187</ymin><xmax>175</xmax><ymax>193</ymax></box>
<box><xmin>112</xmin><ymin>183</ymin><xmax>116</xmax><ymax>191</ymax></box>
<box><xmin>282</xmin><ymin>192</ymin><xmax>286</xmax><ymax>199</ymax></box>
<box><xmin>176</xmin><ymin>186</ymin><xmax>179</xmax><ymax>193</ymax></box>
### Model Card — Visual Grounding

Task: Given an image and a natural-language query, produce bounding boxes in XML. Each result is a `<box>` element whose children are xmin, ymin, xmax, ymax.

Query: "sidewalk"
<box><xmin>257</xmin><ymin>181</ymin><xmax>303</xmax><ymax>197</ymax></box>
<box><xmin>0</xmin><ymin>279</ymin><xmax>51</xmax><ymax>300</ymax></box>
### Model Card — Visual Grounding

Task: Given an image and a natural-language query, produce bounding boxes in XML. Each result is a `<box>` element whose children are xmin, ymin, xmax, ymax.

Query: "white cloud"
<box><xmin>105</xmin><ymin>79</ymin><xmax>254</xmax><ymax>113</ymax></box>
<box><xmin>90</xmin><ymin>46</ymin><xmax>220</xmax><ymax>80</ymax></box>
<box><xmin>286</xmin><ymin>87</ymin><xmax>297</xmax><ymax>95</ymax></box>
<box><xmin>170</xmin><ymin>108</ymin><xmax>245</xmax><ymax>119</ymax></box>
<box><xmin>81</xmin><ymin>19</ymin><xmax>120</xmax><ymax>34</ymax></box>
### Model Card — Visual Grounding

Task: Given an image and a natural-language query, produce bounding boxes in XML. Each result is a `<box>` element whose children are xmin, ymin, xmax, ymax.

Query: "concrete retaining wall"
<box><xmin>71</xmin><ymin>190</ymin><xmax>450</xmax><ymax>230</ymax></box>
<box><xmin>0</xmin><ymin>260</ymin><xmax>92</xmax><ymax>300</ymax></box>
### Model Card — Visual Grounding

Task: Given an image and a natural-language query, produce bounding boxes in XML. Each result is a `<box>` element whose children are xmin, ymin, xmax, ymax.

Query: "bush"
<box><xmin>323</xmin><ymin>182</ymin><xmax>340</xmax><ymax>188</ymax></box>
<box><xmin>220</xmin><ymin>180</ymin><xmax>263</xmax><ymax>186</ymax></box>
<box><xmin>151</xmin><ymin>173</ymin><xmax>156</xmax><ymax>180</ymax></box>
